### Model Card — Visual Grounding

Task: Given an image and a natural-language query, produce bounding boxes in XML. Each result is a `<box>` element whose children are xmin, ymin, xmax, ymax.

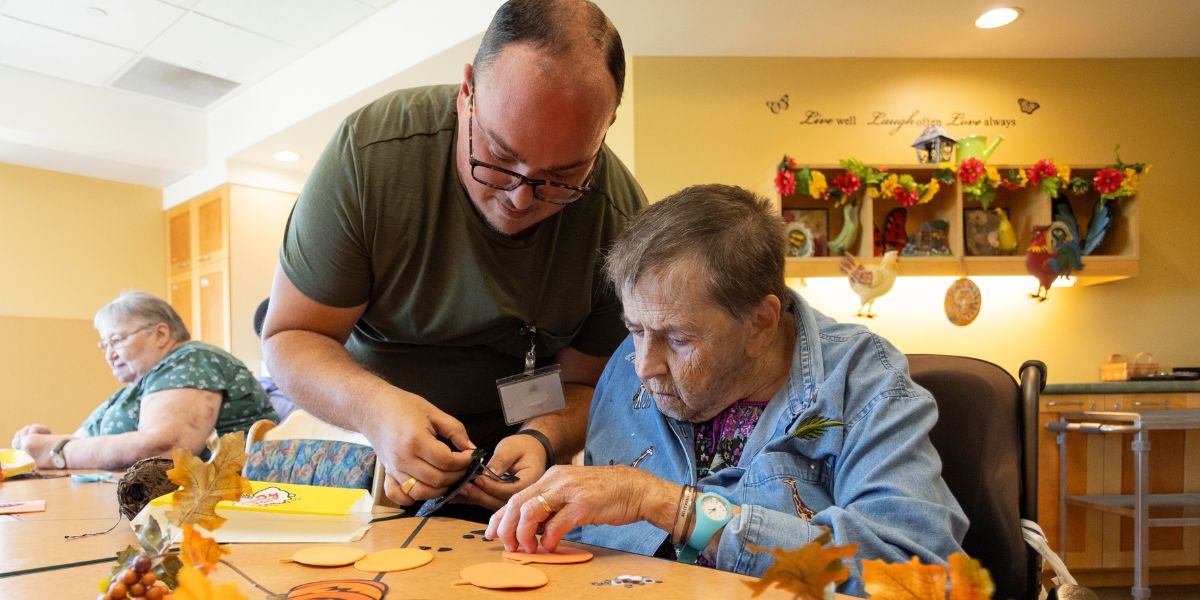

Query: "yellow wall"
<box><xmin>0</xmin><ymin>162</ymin><xmax>164</xmax><ymax>435</ymax></box>
<box><xmin>228</xmin><ymin>184</ymin><xmax>297</xmax><ymax>373</ymax></box>
<box><xmin>633</xmin><ymin>57</ymin><xmax>1200</xmax><ymax>383</ymax></box>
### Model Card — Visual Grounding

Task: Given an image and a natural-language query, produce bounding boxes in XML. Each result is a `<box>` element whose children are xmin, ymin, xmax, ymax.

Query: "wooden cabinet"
<box><xmin>165</xmin><ymin>187</ymin><xmax>231</xmax><ymax>350</ymax></box>
<box><xmin>164</xmin><ymin>184</ymin><xmax>297</xmax><ymax>369</ymax></box>
<box><xmin>1038</xmin><ymin>387</ymin><xmax>1200</xmax><ymax>588</ymax></box>
<box><xmin>780</xmin><ymin>164</ymin><xmax>1139</xmax><ymax>286</ymax></box>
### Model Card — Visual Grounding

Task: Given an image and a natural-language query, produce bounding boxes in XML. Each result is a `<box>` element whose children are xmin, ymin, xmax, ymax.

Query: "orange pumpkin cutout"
<box><xmin>286</xmin><ymin>579</ymin><xmax>387</xmax><ymax>600</ymax></box>
<box><xmin>502</xmin><ymin>545</ymin><xmax>593</xmax><ymax>565</ymax></box>
<box><xmin>354</xmin><ymin>548</ymin><xmax>434</xmax><ymax>573</ymax></box>
<box><xmin>289</xmin><ymin>546</ymin><xmax>367</xmax><ymax>567</ymax></box>
<box><xmin>453</xmin><ymin>562</ymin><xmax>549</xmax><ymax>589</ymax></box>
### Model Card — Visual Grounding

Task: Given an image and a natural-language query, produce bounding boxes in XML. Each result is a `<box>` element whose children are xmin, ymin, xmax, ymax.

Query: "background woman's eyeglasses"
<box><xmin>97</xmin><ymin>324</ymin><xmax>155</xmax><ymax>351</ymax></box>
<box><xmin>467</xmin><ymin>93</ymin><xmax>593</xmax><ymax>206</ymax></box>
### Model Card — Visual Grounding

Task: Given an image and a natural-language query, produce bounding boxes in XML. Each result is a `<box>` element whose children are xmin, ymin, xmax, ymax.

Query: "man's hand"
<box><xmin>485</xmin><ymin>465</ymin><xmax>678</xmax><ymax>554</ymax></box>
<box><xmin>457</xmin><ymin>432</ymin><xmax>550</xmax><ymax>510</ymax></box>
<box><xmin>11</xmin><ymin>424</ymin><xmax>51</xmax><ymax>449</ymax></box>
<box><xmin>373</xmin><ymin>391</ymin><xmax>476</xmax><ymax>506</ymax></box>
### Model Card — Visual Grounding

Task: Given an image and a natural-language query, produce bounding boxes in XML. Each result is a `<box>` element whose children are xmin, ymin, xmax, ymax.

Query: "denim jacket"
<box><xmin>571</xmin><ymin>291</ymin><xmax>967</xmax><ymax>596</ymax></box>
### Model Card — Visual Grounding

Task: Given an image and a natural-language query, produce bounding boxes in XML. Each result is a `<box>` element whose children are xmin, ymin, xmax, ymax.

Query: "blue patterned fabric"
<box><xmin>244</xmin><ymin>439</ymin><xmax>375</xmax><ymax>490</ymax></box>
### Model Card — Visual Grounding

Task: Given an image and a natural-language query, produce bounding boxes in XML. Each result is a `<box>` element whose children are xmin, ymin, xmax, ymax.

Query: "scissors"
<box><xmin>415</xmin><ymin>447</ymin><xmax>519</xmax><ymax>517</ymax></box>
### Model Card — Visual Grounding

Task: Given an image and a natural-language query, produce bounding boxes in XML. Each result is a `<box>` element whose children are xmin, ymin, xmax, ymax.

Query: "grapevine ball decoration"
<box><xmin>117</xmin><ymin>457</ymin><xmax>179</xmax><ymax>520</ymax></box>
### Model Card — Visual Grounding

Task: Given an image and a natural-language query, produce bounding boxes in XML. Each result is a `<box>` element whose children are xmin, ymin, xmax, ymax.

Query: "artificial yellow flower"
<box><xmin>879</xmin><ymin>174</ymin><xmax>898</xmax><ymax>200</ymax></box>
<box><xmin>918</xmin><ymin>180</ymin><xmax>940</xmax><ymax>204</ymax></box>
<box><xmin>1143</xmin><ymin>163</ymin><xmax>1153</xmax><ymax>174</ymax></box>
<box><xmin>866</xmin><ymin>186</ymin><xmax>880</xmax><ymax>199</ymax></box>
<box><xmin>1057</xmin><ymin>164</ymin><xmax>1072</xmax><ymax>188</ymax></box>
<box><xmin>1017</xmin><ymin>168</ymin><xmax>1028</xmax><ymax>187</ymax></box>
<box><xmin>985</xmin><ymin>166</ymin><xmax>1001</xmax><ymax>188</ymax></box>
<box><xmin>808</xmin><ymin>170</ymin><xmax>828</xmax><ymax>199</ymax></box>
<box><xmin>1122</xmin><ymin>167</ymin><xmax>1141</xmax><ymax>194</ymax></box>
<box><xmin>937</xmin><ymin>161</ymin><xmax>956</xmax><ymax>172</ymax></box>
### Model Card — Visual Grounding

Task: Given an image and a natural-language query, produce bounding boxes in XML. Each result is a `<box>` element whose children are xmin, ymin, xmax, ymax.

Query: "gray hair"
<box><xmin>473</xmin><ymin>0</ymin><xmax>625</xmax><ymax>105</ymax></box>
<box><xmin>604</xmin><ymin>184</ymin><xmax>790</xmax><ymax>319</ymax></box>
<box><xmin>94</xmin><ymin>291</ymin><xmax>191</xmax><ymax>343</ymax></box>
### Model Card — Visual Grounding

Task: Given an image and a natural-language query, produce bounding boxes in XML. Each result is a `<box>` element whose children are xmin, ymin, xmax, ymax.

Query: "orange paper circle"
<box><xmin>291</xmin><ymin>546</ymin><xmax>367</xmax><ymax>567</ymax></box>
<box><xmin>458</xmin><ymin>562</ymin><xmax>549</xmax><ymax>589</ymax></box>
<box><xmin>354</xmin><ymin>548</ymin><xmax>434</xmax><ymax>573</ymax></box>
<box><xmin>502</xmin><ymin>545</ymin><xmax>593</xmax><ymax>564</ymax></box>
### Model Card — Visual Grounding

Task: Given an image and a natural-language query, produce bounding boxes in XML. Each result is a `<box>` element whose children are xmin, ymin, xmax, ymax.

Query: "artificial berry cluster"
<box><xmin>98</xmin><ymin>555</ymin><xmax>169</xmax><ymax>600</ymax></box>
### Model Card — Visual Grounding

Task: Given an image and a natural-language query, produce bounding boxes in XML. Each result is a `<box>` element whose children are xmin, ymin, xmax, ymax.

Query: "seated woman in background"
<box><xmin>11</xmin><ymin>291</ymin><xmax>277</xmax><ymax>470</ymax></box>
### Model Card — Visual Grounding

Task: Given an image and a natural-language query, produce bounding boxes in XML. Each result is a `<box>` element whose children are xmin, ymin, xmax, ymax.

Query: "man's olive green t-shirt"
<box><xmin>280</xmin><ymin>85</ymin><xmax>646</xmax><ymax>446</ymax></box>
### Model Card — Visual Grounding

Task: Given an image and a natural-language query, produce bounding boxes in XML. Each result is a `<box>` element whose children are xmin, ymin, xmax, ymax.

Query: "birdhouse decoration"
<box><xmin>911</xmin><ymin>124</ymin><xmax>956</xmax><ymax>164</ymax></box>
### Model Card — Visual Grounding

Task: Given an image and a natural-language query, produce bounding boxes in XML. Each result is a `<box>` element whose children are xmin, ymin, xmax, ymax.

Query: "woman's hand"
<box><xmin>11</xmin><ymin>423</ymin><xmax>51</xmax><ymax>449</ymax></box>
<box><xmin>485</xmin><ymin>465</ymin><xmax>680</xmax><ymax>554</ymax></box>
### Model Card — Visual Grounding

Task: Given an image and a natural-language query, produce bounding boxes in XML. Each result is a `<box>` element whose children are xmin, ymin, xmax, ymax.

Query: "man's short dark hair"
<box><xmin>473</xmin><ymin>0</ymin><xmax>625</xmax><ymax>105</ymax></box>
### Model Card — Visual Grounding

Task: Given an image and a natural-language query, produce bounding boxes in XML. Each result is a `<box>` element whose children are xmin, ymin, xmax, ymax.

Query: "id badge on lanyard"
<box><xmin>495</xmin><ymin>323</ymin><xmax>566</xmax><ymax>425</ymax></box>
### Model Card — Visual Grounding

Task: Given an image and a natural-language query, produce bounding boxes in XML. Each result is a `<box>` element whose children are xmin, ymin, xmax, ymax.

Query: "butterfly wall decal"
<box><xmin>1017</xmin><ymin>97</ymin><xmax>1041</xmax><ymax>115</ymax></box>
<box><xmin>766</xmin><ymin>94</ymin><xmax>789</xmax><ymax>114</ymax></box>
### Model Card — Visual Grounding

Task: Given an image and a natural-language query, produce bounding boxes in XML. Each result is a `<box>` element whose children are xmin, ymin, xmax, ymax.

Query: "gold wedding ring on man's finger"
<box><xmin>400</xmin><ymin>477</ymin><xmax>417</xmax><ymax>496</ymax></box>
<box><xmin>536</xmin><ymin>493</ymin><xmax>556</xmax><ymax>514</ymax></box>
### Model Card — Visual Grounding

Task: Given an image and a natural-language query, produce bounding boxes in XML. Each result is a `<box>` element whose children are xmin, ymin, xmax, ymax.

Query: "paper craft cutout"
<box><xmin>0</xmin><ymin>500</ymin><xmax>45</xmax><ymax>514</ymax></box>
<box><xmin>285</xmin><ymin>579</ymin><xmax>388</xmax><ymax>600</ymax></box>
<box><xmin>0</xmin><ymin>448</ymin><xmax>35</xmax><ymax>480</ymax></box>
<box><xmin>354</xmin><ymin>548</ymin><xmax>434</xmax><ymax>573</ymax></box>
<box><xmin>453</xmin><ymin>563</ymin><xmax>548</xmax><ymax>589</ymax></box>
<box><xmin>289</xmin><ymin>546</ymin><xmax>367</xmax><ymax>567</ymax></box>
<box><xmin>503</xmin><ymin>546</ymin><xmax>593</xmax><ymax>565</ymax></box>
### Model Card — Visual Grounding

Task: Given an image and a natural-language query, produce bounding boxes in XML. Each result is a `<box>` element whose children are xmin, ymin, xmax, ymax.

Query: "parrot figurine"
<box><xmin>1026</xmin><ymin>225</ymin><xmax>1084</xmax><ymax>301</ymax></box>
<box><xmin>994</xmin><ymin>207</ymin><xmax>1018</xmax><ymax>255</ymax></box>
<box><xmin>840</xmin><ymin>250</ymin><xmax>899</xmax><ymax>318</ymax></box>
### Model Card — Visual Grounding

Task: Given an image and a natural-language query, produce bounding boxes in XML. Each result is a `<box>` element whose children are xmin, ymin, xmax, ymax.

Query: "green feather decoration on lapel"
<box><xmin>791</xmin><ymin>416</ymin><xmax>845</xmax><ymax>441</ymax></box>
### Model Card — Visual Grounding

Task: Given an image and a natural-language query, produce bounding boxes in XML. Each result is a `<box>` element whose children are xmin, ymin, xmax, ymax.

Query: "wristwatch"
<box><xmin>50</xmin><ymin>439</ymin><xmax>71</xmax><ymax>469</ymax></box>
<box><xmin>677</xmin><ymin>491</ymin><xmax>733</xmax><ymax>563</ymax></box>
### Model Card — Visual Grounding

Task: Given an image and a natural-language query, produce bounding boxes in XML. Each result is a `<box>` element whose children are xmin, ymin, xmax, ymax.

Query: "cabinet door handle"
<box><xmin>1133</xmin><ymin>401</ymin><xmax>1169</xmax><ymax>407</ymax></box>
<box><xmin>199</xmin><ymin>256</ymin><xmax>211</xmax><ymax>262</ymax></box>
<box><xmin>200</xmin><ymin>278</ymin><xmax>210</xmax><ymax>287</ymax></box>
<box><xmin>1046</xmin><ymin>401</ymin><xmax>1083</xmax><ymax>407</ymax></box>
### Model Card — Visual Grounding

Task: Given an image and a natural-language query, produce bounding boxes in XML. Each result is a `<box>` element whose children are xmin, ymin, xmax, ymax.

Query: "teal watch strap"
<box><xmin>677</xmin><ymin>491</ymin><xmax>732</xmax><ymax>563</ymax></box>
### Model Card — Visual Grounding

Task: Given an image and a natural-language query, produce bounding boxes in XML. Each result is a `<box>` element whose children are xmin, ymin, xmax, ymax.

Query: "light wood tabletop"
<box><xmin>1</xmin><ymin>472</ymin><xmax>850</xmax><ymax>599</ymax></box>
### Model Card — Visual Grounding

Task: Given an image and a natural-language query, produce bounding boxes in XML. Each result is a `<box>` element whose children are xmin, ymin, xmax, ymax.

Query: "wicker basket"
<box><xmin>1100</xmin><ymin>354</ymin><xmax>1130</xmax><ymax>382</ymax></box>
<box><xmin>1128</xmin><ymin>352</ymin><xmax>1159</xmax><ymax>378</ymax></box>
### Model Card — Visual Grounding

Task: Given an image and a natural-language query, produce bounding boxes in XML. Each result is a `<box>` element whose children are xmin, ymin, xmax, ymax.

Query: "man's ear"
<box><xmin>461</xmin><ymin>63</ymin><xmax>474</xmax><ymax>97</ymax></box>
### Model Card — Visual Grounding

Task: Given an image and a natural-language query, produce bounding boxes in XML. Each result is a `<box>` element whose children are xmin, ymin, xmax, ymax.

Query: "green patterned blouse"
<box><xmin>80</xmin><ymin>342</ymin><xmax>278</xmax><ymax>438</ymax></box>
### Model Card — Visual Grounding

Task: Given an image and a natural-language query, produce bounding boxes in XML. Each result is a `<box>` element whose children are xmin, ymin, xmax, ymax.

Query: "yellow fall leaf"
<box><xmin>166</xmin><ymin>564</ymin><xmax>248</xmax><ymax>600</ymax></box>
<box><xmin>181</xmin><ymin>525</ymin><xmax>229</xmax><ymax>575</ymax></box>
<box><xmin>947</xmin><ymin>553</ymin><xmax>994</xmax><ymax>600</ymax></box>
<box><xmin>745</xmin><ymin>530</ymin><xmax>858</xmax><ymax>599</ymax></box>
<box><xmin>862</xmin><ymin>556</ymin><xmax>946</xmax><ymax>600</ymax></box>
<box><xmin>165</xmin><ymin>431</ymin><xmax>252</xmax><ymax>531</ymax></box>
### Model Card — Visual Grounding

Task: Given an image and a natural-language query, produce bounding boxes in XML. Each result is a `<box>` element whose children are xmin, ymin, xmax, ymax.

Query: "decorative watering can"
<box><xmin>955</xmin><ymin>134</ymin><xmax>1003</xmax><ymax>162</ymax></box>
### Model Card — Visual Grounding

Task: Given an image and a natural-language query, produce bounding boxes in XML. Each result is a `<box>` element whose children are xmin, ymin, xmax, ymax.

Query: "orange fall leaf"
<box><xmin>947</xmin><ymin>553</ymin><xmax>994</xmax><ymax>600</ymax></box>
<box><xmin>181</xmin><ymin>525</ymin><xmax>230</xmax><ymax>575</ymax></box>
<box><xmin>862</xmin><ymin>556</ymin><xmax>946</xmax><ymax>600</ymax></box>
<box><xmin>165</xmin><ymin>431</ymin><xmax>252</xmax><ymax>531</ymax></box>
<box><xmin>745</xmin><ymin>530</ymin><xmax>858</xmax><ymax>600</ymax></box>
<box><xmin>166</xmin><ymin>564</ymin><xmax>248</xmax><ymax>600</ymax></box>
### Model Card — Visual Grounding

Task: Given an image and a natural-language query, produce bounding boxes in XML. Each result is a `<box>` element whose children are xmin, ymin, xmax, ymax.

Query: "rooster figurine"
<box><xmin>841</xmin><ymin>250</ymin><xmax>899</xmax><ymax>318</ymax></box>
<box><xmin>1026</xmin><ymin>225</ymin><xmax>1084</xmax><ymax>301</ymax></box>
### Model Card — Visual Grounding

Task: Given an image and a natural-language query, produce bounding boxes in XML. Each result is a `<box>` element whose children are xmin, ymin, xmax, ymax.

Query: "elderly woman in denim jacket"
<box><xmin>11</xmin><ymin>291</ymin><xmax>276</xmax><ymax>470</ymax></box>
<box><xmin>486</xmin><ymin>184</ymin><xmax>967</xmax><ymax>595</ymax></box>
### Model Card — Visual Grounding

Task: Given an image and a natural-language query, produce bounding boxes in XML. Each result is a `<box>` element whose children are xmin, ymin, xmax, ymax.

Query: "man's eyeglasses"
<box><xmin>467</xmin><ymin>93</ymin><xmax>593</xmax><ymax>206</ymax></box>
<box><xmin>97</xmin><ymin>324</ymin><xmax>156</xmax><ymax>352</ymax></box>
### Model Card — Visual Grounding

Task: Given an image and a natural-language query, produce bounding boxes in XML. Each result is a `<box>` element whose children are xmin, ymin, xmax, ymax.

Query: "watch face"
<box><xmin>51</xmin><ymin>454</ymin><xmax>66</xmax><ymax>469</ymax></box>
<box><xmin>700</xmin><ymin>495</ymin><xmax>729</xmax><ymax>520</ymax></box>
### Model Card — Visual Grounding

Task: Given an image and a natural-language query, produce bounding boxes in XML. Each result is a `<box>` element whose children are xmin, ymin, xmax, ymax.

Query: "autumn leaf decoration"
<box><xmin>166</xmin><ymin>430</ymin><xmax>253</xmax><ymax>531</ymax></box>
<box><xmin>861</xmin><ymin>553</ymin><xmax>995</xmax><ymax>600</ymax></box>
<box><xmin>746</xmin><ymin>528</ymin><xmax>858</xmax><ymax>599</ymax></box>
<box><xmin>791</xmin><ymin>416</ymin><xmax>845</xmax><ymax>441</ymax></box>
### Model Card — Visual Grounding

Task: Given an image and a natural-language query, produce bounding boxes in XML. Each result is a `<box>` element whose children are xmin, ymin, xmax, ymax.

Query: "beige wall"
<box><xmin>633</xmin><ymin>57</ymin><xmax>1200</xmax><ymax>383</ymax></box>
<box><xmin>0</xmin><ymin>163</ymin><xmax>163</xmax><ymax>435</ymax></box>
<box><xmin>228</xmin><ymin>184</ymin><xmax>297</xmax><ymax>372</ymax></box>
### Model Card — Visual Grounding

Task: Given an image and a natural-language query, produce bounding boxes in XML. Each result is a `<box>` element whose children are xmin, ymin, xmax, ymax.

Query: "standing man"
<box><xmin>262</xmin><ymin>0</ymin><xmax>644</xmax><ymax>513</ymax></box>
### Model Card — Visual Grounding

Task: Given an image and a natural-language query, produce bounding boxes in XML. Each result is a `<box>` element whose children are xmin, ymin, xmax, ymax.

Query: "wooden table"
<box><xmin>1</xmin><ymin>472</ymin><xmax>827</xmax><ymax>599</ymax></box>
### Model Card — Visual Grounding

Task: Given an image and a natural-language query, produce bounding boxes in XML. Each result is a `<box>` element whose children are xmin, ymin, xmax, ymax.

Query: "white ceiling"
<box><xmin>1</xmin><ymin>0</ymin><xmax>1198</xmax><ymax>203</ymax></box>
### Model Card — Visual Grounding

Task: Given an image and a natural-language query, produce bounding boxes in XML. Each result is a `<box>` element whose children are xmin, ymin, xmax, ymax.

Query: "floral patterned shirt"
<box><xmin>80</xmin><ymin>342</ymin><xmax>277</xmax><ymax>439</ymax></box>
<box><xmin>694</xmin><ymin>399</ymin><xmax>770</xmax><ymax>479</ymax></box>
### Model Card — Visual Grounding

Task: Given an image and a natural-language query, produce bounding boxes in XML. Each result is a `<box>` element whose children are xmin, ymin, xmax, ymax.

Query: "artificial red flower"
<box><xmin>775</xmin><ymin>168</ymin><xmax>797</xmax><ymax>196</ymax></box>
<box><xmin>893</xmin><ymin>186</ymin><xmax>919</xmax><ymax>207</ymax></box>
<box><xmin>1028</xmin><ymin>159</ymin><xmax>1058</xmax><ymax>187</ymax></box>
<box><xmin>786</xmin><ymin>156</ymin><xmax>798</xmax><ymax>169</ymax></box>
<box><xmin>1093</xmin><ymin>168</ymin><xmax>1126</xmax><ymax>194</ymax></box>
<box><xmin>833</xmin><ymin>172</ymin><xmax>861</xmax><ymax>197</ymax></box>
<box><xmin>958</xmin><ymin>158</ymin><xmax>985</xmax><ymax>186</ymax></box>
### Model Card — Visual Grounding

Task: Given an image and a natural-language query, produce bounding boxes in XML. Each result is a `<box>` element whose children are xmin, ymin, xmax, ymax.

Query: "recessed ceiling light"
<box><xmin>975</xmin><ymin>7</ymin><xmax>1022</xmax><ymax>29</ymax></box>
<box><xmin>87</xmin><ymin>6</ymin><xmax>108</xmax><ymax>18</ymax></box>
<box><xmin>273</xmin><ymin>151</ymin><xmax>301</xmax><ymax>162</ymax></box>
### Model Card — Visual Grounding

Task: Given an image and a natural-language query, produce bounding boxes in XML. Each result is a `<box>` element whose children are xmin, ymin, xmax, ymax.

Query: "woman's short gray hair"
<box><xmin>94</xmin><ymin>291</ymin><xmax>191</xmax><ymax>343</ymax></box>
<box><xmin>604</xmin><ymin>184</ymin><xmax>789</xmax><ymax>318</ymax></box>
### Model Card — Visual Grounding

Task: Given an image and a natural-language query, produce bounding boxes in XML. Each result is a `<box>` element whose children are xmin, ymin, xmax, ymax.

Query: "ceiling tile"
<box><xmin>144</xmin><ymin>13</ymin><xmax>298</xmax><ymax>83</ymax></box>
<box><xmin>354</xmin><ymin>0</ymin><xmax>396</xmax><ymax>8</ymax></box>
<box><xmin>1</xmin><ymin>0</ymin><xmax>184</xmax><ymax>51</ymax></box>
<box><xmin>0</xmin><ymin>16</ymin><xmax>133</xmax><ymax>85</ymax></box>
<box><xmin>194</xmin><ymin>0</ymin><xmax>373</xmax><ymax>49</ymax></box>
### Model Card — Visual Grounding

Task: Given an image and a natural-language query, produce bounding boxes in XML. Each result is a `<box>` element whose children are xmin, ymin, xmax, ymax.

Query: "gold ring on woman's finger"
<box><xmin>400</xmin><ymin>477</ymin><xmax>417</xmax><ymax>496</ymax></box>
<box><xmin>536</xmin><ymin>494</ymin><xmax>555</xmax><ymax>513</ymax></box>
